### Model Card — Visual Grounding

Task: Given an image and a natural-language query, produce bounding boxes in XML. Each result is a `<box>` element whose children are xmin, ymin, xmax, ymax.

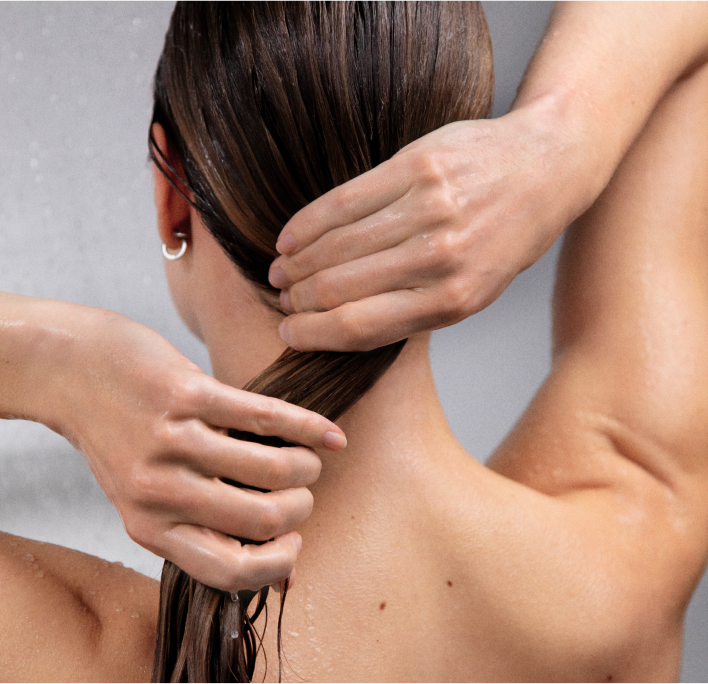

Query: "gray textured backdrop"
<box><xmin>0</xmin><ymin>3</ymin><xmax>705</xmax><ymax>680</ymax></box>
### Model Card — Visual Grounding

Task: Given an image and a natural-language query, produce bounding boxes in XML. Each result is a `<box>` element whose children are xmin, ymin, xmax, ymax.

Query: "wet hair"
<box><xmin>149</xmin><ymin>2</ymin><xmax>493</xmax><ymax>681</ymax></box>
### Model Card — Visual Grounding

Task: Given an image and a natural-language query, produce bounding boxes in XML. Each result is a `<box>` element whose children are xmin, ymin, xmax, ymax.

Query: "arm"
<box><xmin>268</xmin><ymin>2</ymin><xmax>708</xmax><ymax>352</ymax></box>
<box><xmin>485</xmin><ymin>59</ymin><xmax>708</xmax><ymax>674</ymax></box>
<box><xmin>0</xmin><ymin>532</ymin><xmax>158</xmax><ymax>682</ymax></box>
<box><xmin>513</xmin><ymin>1</ymin><xmax>708</xmax><ymax>191</ymax></box>
<box><xmin>427</xmin><ymin>56</ymin><xmax>708</xmax><ymax>682</ymax></box>
<box><xmin>0</xmin><ymin>292</ymin><xmax>346</xmax><ymax>590</ymax></box>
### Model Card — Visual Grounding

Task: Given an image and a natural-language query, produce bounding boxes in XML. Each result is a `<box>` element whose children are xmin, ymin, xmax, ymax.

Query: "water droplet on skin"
<box><xmin>128</xmin><ymin>586</ymin><xmax>134</xmax><ymax>593</ymax></box>
<box><xmin>131</xmin><ymin>613</ymin><xmax>139</xmax><ymax>619</ymax></box>
<box><xmin>289</xmin><ymin>632</ymin><xmax>299</xmax><ymax>637</ymax></box>
<box><xmin>24</xmin><ymin>554</ymin><xmax>34</xmax><ymax>562</ymax></box>
<box><xmin>35</xmin><ymin>571</ymin><xmax>44</xmax><ymax>578</ymax></box>
<box><xmin>115</xmin><ymin>607</ymin><xmax>123</xmax><ymax>612</ymax></box>
<box><xmin>230</xmin><ymin>630</ymin><xmax>238</xmax><ymax>639</ymax></box>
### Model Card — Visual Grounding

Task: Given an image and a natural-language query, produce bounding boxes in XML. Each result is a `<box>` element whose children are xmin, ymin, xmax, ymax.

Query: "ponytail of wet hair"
<box><xmin>149</xmin><ymin>2</ymin><xmax>493</xmax><ymax>681</ymax></box>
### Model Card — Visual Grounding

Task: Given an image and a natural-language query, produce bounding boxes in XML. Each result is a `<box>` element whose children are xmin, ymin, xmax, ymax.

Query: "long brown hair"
<box><xmin>149</xmin><ymin>2</ymin><xmax>493</xmax><ymax>680</ymax></box>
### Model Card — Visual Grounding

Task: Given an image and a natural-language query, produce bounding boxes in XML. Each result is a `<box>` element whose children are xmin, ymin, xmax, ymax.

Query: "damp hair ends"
<box><xmin>148</xmin><ymin>2</ymin><xmax>493</xmax><ymax>681</ymax></box>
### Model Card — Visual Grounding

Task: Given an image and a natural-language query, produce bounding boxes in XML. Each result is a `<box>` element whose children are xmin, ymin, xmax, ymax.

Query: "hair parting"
<box><xmin>149</xmin><ymin>2</ymin><xmax>493</xmax><ymax>681</ymax></box>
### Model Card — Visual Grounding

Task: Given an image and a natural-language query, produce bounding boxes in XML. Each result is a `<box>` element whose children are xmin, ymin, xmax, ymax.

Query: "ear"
<box><xmin>151</xmin><ymin>123</ymin><xmax>192</xmax><ymax>249</ymax></box>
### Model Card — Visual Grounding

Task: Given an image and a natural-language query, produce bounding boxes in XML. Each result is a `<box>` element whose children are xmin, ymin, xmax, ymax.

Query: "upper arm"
<box><xmin>488</xmin><ymin>65</ymin><xmax>708</xmax><ymax>602</ymax></box>
<box><xmin>0</xmin><ymin>532</ymin><xmax>157</xmax><ymax>682</ymax></box>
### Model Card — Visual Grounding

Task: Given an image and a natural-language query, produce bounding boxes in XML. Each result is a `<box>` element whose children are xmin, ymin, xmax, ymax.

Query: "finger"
<box><xmin>279</xmin><ymin>287</ymin><xmax>462</xmax><ymax>352</ymax></box>
<box><xmin>284</xmin><ymin>237</ymin><xmax>451</xmax><ymax>314</ymax></box>
<box><xmin>276</xmin><ymin>155</ymin><xmax>410</xmax><ymax>255</ymax></box>
<box><xmin>159</xmin><ymin>526</ymin><xmax>302</xmax><ymax>592</ymax></box>
<box><xmin>172</xmin><ymin>425</ymin><xmax>322</xmax><ymax>491</ymax></box>
<box><xmin>191</xmin><ymin>380</ymin><xmax>347</xmax><ymax>450</ymax></box>
<box><xmin>165</xmin><ymin>477</ymin><xmax>314</xmax><ymax>542</ymax></box>
<box><xmin>269</xmin><ymin>195</ymin><xmax>417</xmax><ymax>288</ymax></box>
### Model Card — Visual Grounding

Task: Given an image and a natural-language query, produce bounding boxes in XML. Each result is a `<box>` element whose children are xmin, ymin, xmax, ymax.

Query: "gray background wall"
<box><xmin>0</xmin><ymin>3</ymin><xmax>705</xmax><ymax>680</ymax></box>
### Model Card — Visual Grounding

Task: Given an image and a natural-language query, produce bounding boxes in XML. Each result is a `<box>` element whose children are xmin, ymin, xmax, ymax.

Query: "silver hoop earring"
<box><xmin>162</xmin><ymin>235</ymin><xmax>188</xmax><ymax>261</ymax></box>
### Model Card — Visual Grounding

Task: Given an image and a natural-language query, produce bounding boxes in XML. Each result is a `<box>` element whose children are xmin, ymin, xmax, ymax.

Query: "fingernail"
<box><xmin>279</xmin><ymin>320</ymin><xmax>292</xmax><ymax>346</ymax></box>
<box><xmin>324</xmin><ymin>431</ymin><xmax>347</xmax><ymax>450</ymax></box>
<box><xmin>280</xmin><ymin>289</ymin><xmax>293</xmax><ymax>312</ymax></box>
<box><xmin>276</xmin><ymin>233</ymin><xmax>297</xmax><ymax>255</ymax></box>
<box><xmin>269</xmin><ymin>266</ymin><xmax>288</xmax><ymax>289</ymax></box>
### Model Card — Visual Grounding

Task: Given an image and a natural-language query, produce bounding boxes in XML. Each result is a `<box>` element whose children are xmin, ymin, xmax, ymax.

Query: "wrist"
<box><xmin>0</xmin><ymin>294</ymin><xmax>110</xmax><ymax>434</ymax></box>
<box><xmin>510</xmin><ymin>88</ymin><xmax>615</xmax><ymax>221</ymax></box>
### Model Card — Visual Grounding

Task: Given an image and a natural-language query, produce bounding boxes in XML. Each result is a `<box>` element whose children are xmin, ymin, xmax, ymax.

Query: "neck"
<box><xmin>308</xmin><ymin>333</ymin><xmax>456</xmax><ymax>502</ymax></box>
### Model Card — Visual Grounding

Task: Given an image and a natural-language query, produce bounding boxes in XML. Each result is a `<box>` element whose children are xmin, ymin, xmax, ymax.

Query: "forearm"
<box><xmin>0</xmin><ymin>292</ymin><xmax>99</xmax><ymax>432</ymax></box>
<box><xmin>513</xmin><ymin>2</ymin><xmax>708</xmax><ymax>210</ymax></box>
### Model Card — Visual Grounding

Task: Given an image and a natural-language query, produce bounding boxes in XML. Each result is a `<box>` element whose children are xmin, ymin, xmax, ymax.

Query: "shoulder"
<box><xmin>0</xmin><ymin>532</ymin><xmax>158</xmax><ymax>682</ymax></box>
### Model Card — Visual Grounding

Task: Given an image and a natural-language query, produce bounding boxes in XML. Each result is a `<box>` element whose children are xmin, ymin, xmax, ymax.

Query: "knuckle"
<box><xmin>422</xmin><ymin>230</ymin><xmax>465</xmax><ymax>272</ymax></box>
<box><xmin>332</xmin><ymin>184</ymin><xmax>355</xmax><ymax>212</ymax></box>
<box><xmin>297</xmin><ymin>413</ymin><xmax>322</xmax><ymax>443</ymax></box>
<box><xmin>126</xmin><ymin>467</ymin><xmax>161</xmax><ymax>504</ymax></box>
<box><xmin>310</xmin><ymin>274</ymin><xmax>340</xmax><ymax>312</ymax></box>
<box><xmin>424</xmin><ymin>189</ymin><xmax>458</xmax><ymax>225</ymax></box>
<box><xmin>253</xmin><ymin>400</ymin><xmax>278</xmax><ymax>433</ymax></box>
<box><xmin>286</xmin><ymin>282</ymin><xmax>305</xmax><ymax>313</ymax></box>
<box><xmin>441</xmin><ymin>278</ymin><xmax>471</xmax><ymax>319</ymax></box>
<box><xmin>221</xmin><ymin>557</ymin><xmax>250</xmax><ymax>592</ymax></box>
<box><xmin>255</xmin><ymin>499</ymin><xmax>286</xmax><ymax>537</ymax></box>
<box><xmin>283</xmin><ymin>250</ymin><xmax>312</xmax><ymax>283</ymax></box>
<box><xmin>147</xmin><ymin>420</ymin><xmax>181</xmax><ymax>455</ymax></box>
<box><xmin>333</xmin><ymin>304</ymin><xmax>368</xmax><ymax>351</ymax></box>
<box><xmin>438</xmin><ymin>229</ymin><xmax>466</xmax><ymax>263</ymax></box>
<box><xmin>262</xmin><ymin>453</ymin><xmax>293</xmax><ymax>489</ymax></box>
<box><xmin>412</xmin><ymin>149</ymin><xmax>445</xmax><ymax>185</ymax></box>
<box><xmin>166</xmin><ymin>375</ymin><xmax>203</xmax><ymax>414</ymax></box>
